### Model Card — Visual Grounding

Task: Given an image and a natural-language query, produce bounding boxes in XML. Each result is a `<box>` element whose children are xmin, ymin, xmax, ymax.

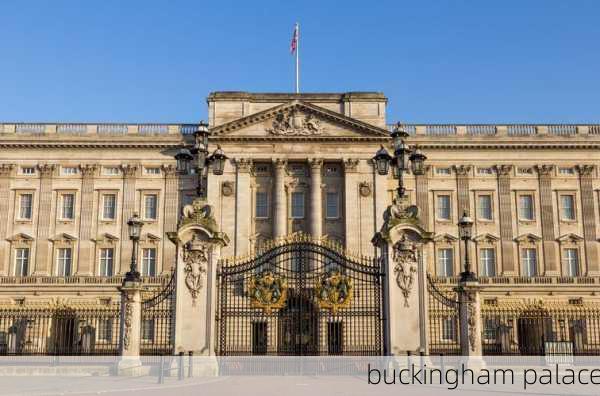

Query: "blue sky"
<box><xmin>1</xmin><ymin>1</ymin><xmax>598</xmax><ymax>123</ymax></box>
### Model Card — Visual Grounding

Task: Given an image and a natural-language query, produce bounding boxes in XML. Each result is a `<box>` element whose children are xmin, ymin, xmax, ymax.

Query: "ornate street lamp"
<box><xmin>458</xmin><ymin>211</ymin><xmax>476</xmax><ymax>282</ymax></box>
<box><xmin>174</xmin><ymin>121</ymin><xmax>228</xmax><ymax>198</ymax></box>
<box><xmin>372</xmin><ymin>123</ymin><xmax>427</xmax><ymax>199</ymax></box>
<box><xmin>125</xmin><ymin>213</ymin><xmax>143</xmax><ymax>282</ymax></box>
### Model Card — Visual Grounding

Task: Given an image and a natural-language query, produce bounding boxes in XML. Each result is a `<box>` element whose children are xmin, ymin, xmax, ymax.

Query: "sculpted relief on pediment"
<box><xmin>267</xmin><ymin>108</ymin><xmax>323</xmax><ymax>136</ymax></box>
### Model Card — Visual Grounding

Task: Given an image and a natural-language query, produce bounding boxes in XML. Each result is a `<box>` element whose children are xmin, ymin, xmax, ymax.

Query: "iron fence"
<box><xmin>141</xmin><ymin>273</ymin><xmax>176</xmax><ymax>355</ymax></box>
<box><xmin>427</xmin><ymin>275</ymin><xmax>461</xmax><ymax>355</ymax></box>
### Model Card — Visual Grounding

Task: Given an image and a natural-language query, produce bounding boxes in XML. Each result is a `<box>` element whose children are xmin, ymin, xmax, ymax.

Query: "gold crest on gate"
<box><xmin>248</xmin><ymin>271</ymin><xmax>287</xmax><ymax>313</ymax></box>
<box><xmin>316</xmin><ymin>270</ymin><xmax>353</xmax><ymax>313</ymax></box>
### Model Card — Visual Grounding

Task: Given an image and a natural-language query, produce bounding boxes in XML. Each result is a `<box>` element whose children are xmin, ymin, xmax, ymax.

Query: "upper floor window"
<box><xmin>103</xmin><ymin>167</ymin><xmax>120</xmax><ymax>176</ymax></box>
<box><xmin>102</xmin><ymin>194</ymin><xmax>117</xmax><ymax>220</ymax></box>
<box><xmin>558</xmin><ymin>167</ymin><xmax>575</xmax><ymax>175</ymax></box>
<box><xmin>144</xmin><ymin>167</ymin><xmax>161</xmax><ymax>175</ymax></box>
<box><xmin>97</xmin><ymin>319</ymin><xmax>113</xmax><ymax>342</ymax></box>
<box><xmin>144</xmin><ymin>194</ymin><xmax>158</xmax><ymax>220</ymax></box>
<box><xmin>477</xmin><ymin>195</ymin><xmax>493</xmax><ymax>220</ymax></box>
<box><xmin>255</xmin><ymin>191</ymin><xmax>268</xmax><ymax>218</ymax></box>
<box><xmin>437</xmin><ymin>248</ymin><xmax>454</xmax><ymax>277</ymax></box>
<box><xmin>518</xmin><ymin>194</ymin><xmax>534</xmax><ymax>221</ymax></box>
<box><xmin>14</xmin><ymin>248</ymin><xmax>29</xmax><ymax>277</ymax></box>
<box><xmin>60</xmin><ymin>194</ymin><xmax>75</xmax><ymax>220</ymax></box>
<box><xmin>560</xmin><ymin>194</ymin><xmax>576</xmax><ymax>220</ymax></box>
<box><xmin>517</xmin><ymin>167</ymin><xmax>534</xmax><ymax>175</ymax></box>
<box><xmin>99</xmin><ymin>248</ymin><xmax>114</xmax><ymax>277</ymax></box>
<box><xmin>326</xmin><ymin>192</ymin><xmax>339</xmax><ymax>219</ymax></box>
<box><xmin>19</xmin><ymin>193</ymin><xmax>33</xmax><ymax>220</ymax></box>
<box><xmin>21</xmin><ymin>167</ymin><xmax>35</xmax><ymax>175</ymax></box>
<box><xmin>479</xmin><ymin>248</ymin><xmax>496</xmax><ymax>277</ymax></box>
<box><xmin>563</xmin><ymin>248</ymin><xmax>579</xmax><ymax>277</ymax></box>
<box><xmin>289</xmin><ymin>164</ymin><xmax>306</xmax><ymax>177</ymax></box>
<box><xmin>62</xmin><ymin>167</ymin><xmax>79</xmax><ymax>175</ymax></box>
<box><xmin>56</xmin><ymin>248</ymin><xmax>72</xmax><ymax>276</ymax></box>
<box><xmin>521</xmin><ymin>248</ymin><xmax>537</xmax><ymax>277</ymax></box>
<box><xmin>436</xmin><ymin>195</ymin><xmax>451</xmax><ymax>221</ymax></box>
<box><xmin>142</xmin><ymin>248</ymin><xmax>156</xmax><ymax>277</ymax></box>
<box><xmin>325</xmin><ymin>165</ymin><xmax>340</xmax><ymax>176</ymax></box>
<box><xmin>477</xmin><ymin>167</ymin><xmax>493</xmax><ymax>175</ymax></box>
<box><xmin>436</xmin><ymin>167</ymin><xmax>451</xmax><ymax>175</ymax></box>
<box><xmin>291</xmin><ymin>192</ymin><xmax>305</xmax><ymax>219</ymax></box>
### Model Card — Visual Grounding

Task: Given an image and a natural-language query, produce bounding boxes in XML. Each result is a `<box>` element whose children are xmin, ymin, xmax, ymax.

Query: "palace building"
<box><xmin>1</xmin><ymin>91</ymin><xmax>600</xmax><ymax>357</ymax></box>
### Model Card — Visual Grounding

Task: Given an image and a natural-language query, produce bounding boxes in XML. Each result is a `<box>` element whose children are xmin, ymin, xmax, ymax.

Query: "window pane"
<box><xmin>98</xmin><ymin>319</ymin><xmax>113</xmax><ymax>342</ymax></box>
<box><xmin>142</xmin><ymin>248</ymin><xmax>156</xmax><ymax>276</ymax></box>
<box><xmin>479</xmin><ymin>248</ymin><xmax>496</xmax><ymax>277</ymax></box>
<box><xmin>519</xmin><ymin>195</ymin><xmax>534</xmax><ymax>220</ymax></box>
<box><xmin>144</xmin><ymin>195</ymin><xmax>158</xmax><ymax>220</ymax></box>
<box><xmin>442</xmin><ymin>317</ymin><xmax>457</xmax><ymax>341</ymax></box>
<box><xmin>255</xmin><ymin>192</ymin><xmax>268</xmax><ymax>218</ymax></box>
<box><xmin>437</xmin><ymin>195</ymin><xmax>451</xmax><ymax>220</ymax></box>
<box><xmin>564</xmin><ymin>248</ymin><xmax>579</xmax><ymax>277</ymax></box>
<box><xmin>561</xmin><ymin>195</ymin><xmax>575</xmax><ymax>220</ymax></box>
<box><xmin>57</xmin><ymin>248</ymin><xmax>72</xmax><ymax>276</ymax></box>
<box><xmin>99</xmin><ymin>248</ymin><xmax>114</xmax><ymax>276</ymax></box>
<box><xmin>20</xmin><ymin>194</ymin><xmax>33</xmax><ymax>219</ymax></box>
<box><xmin>15</xmin><ymin>248</ymin><xmax>29</xmax><ymax>276</ymax></box>
<box><xmin>521</xmin><ymin>248</ymin><xmax>537</xmax><ymax>277</ymax></box>
<box><xmin>326</xmin><ymin>192</ymin><xmax>339</xmax><ymax>219</ymax></box>
<box><xmin>478</xmin><ymin>195</ymin><xmax>492</xmax><ymax>220</ymax></box>
<box><xmin>62</xmin><ymin>194</ymin><xmax>75</xmax><ymax>219</ymax></box>
<box><xmin>291</xmin><ymin>192</ymin><xmax>305</xmax><ymax>218</ymax></box>
<box><xmin>437</xmin><ymin>248</ymin><xmax>453</xmax><ymax>276</ymax></box>
<box><xmin>103</xmin><ymin>194</ymin><xmax>116</xmax><ymax>219</ymax></box>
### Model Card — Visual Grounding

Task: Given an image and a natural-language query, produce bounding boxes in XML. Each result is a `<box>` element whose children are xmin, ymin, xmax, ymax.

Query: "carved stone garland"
<box><xmin>122</xmin><ymin>294</ymin><xmax>133</xmax><ymax>350</ymax></box>
<box><xmin>465</xmin><ymin>291</ymin><xmax>477</xmax><ymax>352</ymax></box>
<box><xmin>182</xmin><ymin>235</ymin><xmax>208</xmax><ymax>304</ymax></box>
<box><xmin>392</xmin><ymin>236</ymin><xmax>418</xmax><ymax>307</ymax></box>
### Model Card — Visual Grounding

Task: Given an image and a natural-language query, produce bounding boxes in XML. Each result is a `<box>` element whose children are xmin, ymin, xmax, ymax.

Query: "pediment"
<box><xmin>514</xmin><ymin>233</ymin><xmax>542</xmax><ymax>243</ymax></box>
<box><xmin>92</xmin><ymin>233</ymin><xmax>119</xmax><ymax>244</ymax></box>
<box><xmin>432</xmin><ymin>233</ymin><xmax>458</xmax><ymax>243</ymax></box>
<box><xmin>7</xmin><ymin>233</ymin><xmax>34</xmax><ymax>242</ymax></box>
<box><xmin>141</xmin><ymin>233</ymin><xmax>161</xmax><ymax>243</ymax></box>
<box><xmin>50</xmin><ymin>233</ymin><xmax>77</xmax><ymax>242</ymax></box>
<box><xmin>557</xmin><ymin>233</ymin><xmax>583</xmax><ymax>243</ymax></box>
<box><xmin>473</xmin><ymin>233</ymin><xmax>500</xmax><ymax>243</ymax></box>
<box><xmin>210</xmin><ymin>100</ymin><xmax>390</xmax><ymax>139</ymax></box>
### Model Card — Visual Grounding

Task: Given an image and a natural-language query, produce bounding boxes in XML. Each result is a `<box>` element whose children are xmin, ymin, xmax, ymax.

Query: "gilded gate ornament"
<box><xmin>316</xmin><ymin>270</ymin><xmax>353</xmax><ymax>312</ymax></box>
<box><xmin>392</xmin><ymin>235</ymin><xmax>418</xmax><ymax>308</ymax></box>
<box><xmin>248</xmin><ymin>271</ymin><xmax>287</xmax><ymax>313</ymax></box>
<box><xmin>182</xmin><ymin>235</ymin><xmax>208</xmax><ymax>303</ymax></box>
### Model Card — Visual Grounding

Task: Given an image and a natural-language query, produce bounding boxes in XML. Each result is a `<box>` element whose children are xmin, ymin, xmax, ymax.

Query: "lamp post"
<box><xmin>174</xmin><ymin>121</ymin><xmax>228</xmax><ymax>198</ymax></box>
<box><xmin>372</xmin><ymin>123</ymin><xmax>427</xmax><ymax>199</ymax></box>
<box><xmin>458</xmin><ymin>211</ymin><xmax>476</xmax><ymax>282</ymax></box>
<box><xmin>125</xmin><ymin>213</ymin><xmax>143</xmax><ymax>282</ymax></box>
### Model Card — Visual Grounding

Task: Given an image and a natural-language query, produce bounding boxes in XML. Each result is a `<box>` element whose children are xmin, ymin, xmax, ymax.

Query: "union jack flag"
<box><xmin>290</xmin><ymin>24</ymin><xmax>298</xmax><ymax>54</ymax></box>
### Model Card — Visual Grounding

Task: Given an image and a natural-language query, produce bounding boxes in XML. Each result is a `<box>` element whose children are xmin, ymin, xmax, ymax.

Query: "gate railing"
<box><xmin>0</xmin><ymin>302</ymin><xmax>120</xmax><ymax>355</ymax></box>
<box><xmin>427</xmin><ymin>274</ymin><xmax>461</xmax><ymax>355</ymax></box>
<box><xmin>140</xmin><ymin>272</ymin><xmax>175</xmax><ymax>355</ymax></box>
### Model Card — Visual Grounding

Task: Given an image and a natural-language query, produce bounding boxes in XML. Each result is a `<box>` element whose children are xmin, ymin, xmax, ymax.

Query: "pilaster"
<box><xmin>454</xmin><ymin>165</ymin><xmax>471</xmax><ymax>272</ymax></box>
<box><xmin>76</xmin><ymin>164</ymin><xmax>97</xmax><ymax>275</ymax></box>
<box><xmin>309</xmin><ymin>158</ymin><xmax>323</xmax><ymax>239</ymax></box>
<box><xmin>0</xmin><ymin>164</ymin><xmax>15</xmax><ymax>275</ymax></box>
<box><xmin>234</xmin><ymin>158</ymin><xmax>252</xmax><ymax>256</ymax></box>
<box><xmin>577</xmin><ymin>165</ymin><xmax>598</xmax><ymax>275</ymax></box>
<box><xmin>415</xmin><ymin>166</ymin><xmax>431</xmax><ymax>230</ymax></box>
<box><xmin>536</xmin><ymin>165</ymin><xmax>558</xmax><ymax>275</ymax></box>
<box><xmin>273</xmin><ymin>159</ymin><xmax>287</xmax><ymax>238</ymax></box>
<box><xmin>343</xmin><ymin>158</ymin><xmax>360</xmax><ymax>252</ymax></box>
<box><xmin>162</xmin><ymin>165</ymin><xmax>179</xmax><ymax>274</ymax></box>
<box><xmin>495</xmin><ymin>165</ymin><xmax>515</xmax><ymax>274</ymax></box>
<box><xmin>119</xmin><ymin>164</ymin><xmax>138</xmax><ymax>274</ymax></box>
<box><xmin>33</xmin><ymin>164</ymin><xmax>56</xmax><ymax>275</ymax></box>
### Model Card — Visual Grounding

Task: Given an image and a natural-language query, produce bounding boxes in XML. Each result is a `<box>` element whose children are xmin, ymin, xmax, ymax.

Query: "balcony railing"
<box><xmin>429</xmin><ymin>275</ymin><xmax>600</xmax><ymax>285</ymax></box>
<box><xmin>0</xmin><ymin>274</ymin><xmax>171</xmax><ymax>285</ymax></box>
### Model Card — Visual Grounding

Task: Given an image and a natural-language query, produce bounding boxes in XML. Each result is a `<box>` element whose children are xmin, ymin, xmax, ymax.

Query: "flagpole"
<box><xmin>295</xmin><ymin>22</ymin><xmax>299</xmax><ymax>93</ymax></box>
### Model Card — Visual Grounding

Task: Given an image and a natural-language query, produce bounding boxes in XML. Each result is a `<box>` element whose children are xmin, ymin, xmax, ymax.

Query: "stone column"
<box><xmin>234</xmin><ymin>158</ymin><xmax>252</xmax><ymax>255</ymax></box>
<box><xmin>457</xmin><ymin>280</ymin><xmax>484</xmax><ymax>364</ymax></box>
<box><xmin>162</xmin><ymin>165</ymin><xmax>179</xmax><ymax>273</ymax></box>
<box><xmin>119</xmin><ymin>165</ymin><xmax>137</xmax><ymax>274</ymax></box>
<box><xmin>454</xmin><ymin>165</ymin><xmax>471</xmax><ymax>269</ymax></box>
<box><xmin>34</xmin><ymin>164</ymin><xmax>56</xmax><ymax>275</ymax></box>
<box><xmin>536</xmin><ymin>165</ymin><xmax>558</xmax><ymax>275</ymax></box>
<box><xmin>495</xmin><ymin>165</ymin><xmax>515</xmax><ymax>274</ymax></box>
<box><xmin>415</xmin><ymin>166</ymin><xmax>431</xmax><ymax>230</ymax></box>
<box><xmin>0</xmin><ymin>164</ymin><xmax>14</xmax><ymax>275</ymax></box>
<box><xmin>343</xmin><ymin>159</ymin><xmax>361</xmax><ymax>251</ymax></box>
<box><xmin>76</xmin><ymin>165</ymin><xmax>97</xmax><ymax>275</ymax></box>
<box><xmin>273</xmin><ymin>159</ymin><xmax>287</xmax><ymax>238</ymax></box>
<box><xmin>118</xmin><ymin>279</ymin><xmax>143</xmax><ymax>374</ymax></box>
<box><xmin>309</xmin><ymin>158</ymin><xmax>323</xmax><ymax>238</ymax></box>
<box><xmin>577</xmin><ymin>165</ymin><xmax>598</xmax><ymax>275</ymax></box>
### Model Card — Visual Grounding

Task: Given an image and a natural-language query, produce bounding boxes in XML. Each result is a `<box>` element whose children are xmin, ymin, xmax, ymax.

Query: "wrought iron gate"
<box><xmin>140</xmin><ymin>274</ymin><xmax>175</xmax><ymax>355</ymax></box>
<box><xmin>427</xmin><ymin>275</ymin><xmax>461</xmax><ymax>355</ymax></box>
<box><xmin>217</xmin><ymin>236</ymin><xmax>384</xmax><ymax>355</ymax></box>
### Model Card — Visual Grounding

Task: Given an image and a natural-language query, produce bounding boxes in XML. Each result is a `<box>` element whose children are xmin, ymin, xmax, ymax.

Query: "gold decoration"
<box><xmin>316</xmin><ymin>270</ymin><xmax>353</xmax><ymax>312</ymax></box>
<box><xmin>248</xmin><ymin>271</ymin><xmax>287</xmax><ymax>313</ymax></box>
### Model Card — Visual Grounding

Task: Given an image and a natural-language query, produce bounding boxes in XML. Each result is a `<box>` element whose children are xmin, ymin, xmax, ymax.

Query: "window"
<box><xmin>560</xmin><ymin>195</ymin><xmax>575</xmax><ymax>220</ymax></box>
<box><xmin>102</xmin><ymin>194</ymin><xmax>117</xmax><ymax>220</ymax></box>
<box><xmin>62</xmin><ymin>167</ymin><xmax>79</xmax><ymax>175</ymax></box>
<box><xmin>21</xmin><ymin>167</ymin><xmax>35</xmax><ymax>175</ymax></box>
<box><xmin>564</xmin><ymin>248</ymin><xmax>579</xmax><ymax>277</ymax></box>
<box><xmin>61</xmin><ymin>194</ymin><xmax>75</xmax><ymax>219</ymax></box>
<box><xmin>483</xmin><ymin>319</ymin><xmax>498</xmax><ymax>341</ymax></box>
<box><xmin>479</xmin><ymin>248</ymin><xmax>496</xmax><ymax>277</ymax></box>
<box><xmin>441</xmin><ymin>317</ymin><xmax>457</xmax><ymax>341</ymax></box>
<box><xmin>19</xmin><ymin>194</ymin><xmax>33</xmax><ymax>219</ymax></box>
<box><xmin>141</xmin><ymin>319</ymin><xmax>154</xmax><ymax>341</ymax></box>
<box><xmin>477</xmin><ymin>167</ymin><xmax>493</xmax><ymax>175</ymax></box>
<box><xmin>103</xmin><ymin>167</ymin><xmax>120</xmax><ymax>176</ymax></box>
<box><xmin>437</xmin><ymin>248</ymin><xmax>454</xmax><ymax>276</ymax></box>
<box><xmin>521</xmin><ymin>248</ymin><xmax>537</xmax><ymax>277</ymax></box>
<box><xmin>255</xmin><ymin>191</ymin><xmax>268</xmax><ymax>218</ymax></box>
<box><xmin>436</xmin><ymin>167</ymin><xmax>451</xmax><ymax>175</ymax></box>
<box><xmin>142</xmin><ymin>248</ymin><xmax>156</xmax><ymax>276</ymax></box>
<box><xmin>14</xmin><ymin>248</ymin><xmax>29</xmax><ymax>276</ymax></box>
<box><xmin>291</xmin><ymin>192</ymin><xmax>305</xmax><ymax>219</ymax></box>
<box><xmin>97</xmin><ymin>319</ymin><xmax>113</xmax><ymax>342</ymax></box>
<box><xmin>289</xmin><ymin>165</ymin><xmax>305</xmax><ymax>176</ymax></box>
<box><xmin>325</xmin><ymin>165</ymin><xmax>339</xmax><ymax>176</ymax></box>
<box><xmin>519</xmin><ymin>194</ymin><xmax>534</xmax><ymax>221</ymax></box>
<box><xmin>478</xmin><ymin>195</ymin><xmax>493</xmax><ymax>220</ymax></box>
<box><xmin>326</xmin><ymin>192</ymin><xmax>339</xmax><ymax>219</ymax></box>
<box><xmin>517</xmin><ymin>167</ymin><xmax>533</xmax><ymax>175</ymax></box>
<box><xmin>436</xmin><ymin>195</ymin><xmax>451</xmax><ymax>220</ymax></box>
<box><xmin>56</xmin><ymin>248</ymin><xmax>72</xmax><ymax>276</ymax></box>
<box><xmin>144</xmin><ymin>194</ymin><xmax>158</xmax><ymax>220</ymax></box>
<box><xmin>559</xmin><ymin>167</ymin><xmax>575</xmax><ymax>175</ymax></box>
<box><xmin>99</xmin><ymin>248</ymin><xmax>114</xmax><ymax>276</ymax></box>
<box><xmin>252</xmin><ymin>322</ymin><xmax>268</xmax><ymax>355</ymax></box>
<box><xmin>144</xmin><ymin>167</ymin><xmax>161</xmax><ymax>175</ymax></box>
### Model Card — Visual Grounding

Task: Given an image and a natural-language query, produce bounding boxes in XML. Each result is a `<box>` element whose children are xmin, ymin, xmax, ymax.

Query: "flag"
<box><xmin>290</xmin><ymin>24</ymin><xmax>298</xmax><ymax>54</ymax></box>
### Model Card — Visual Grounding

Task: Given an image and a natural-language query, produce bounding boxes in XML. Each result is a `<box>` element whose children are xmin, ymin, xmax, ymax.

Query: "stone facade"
<box><xmin>1</xmin><ymin>92</ymin><xmax>600</xmax><ymax>311</ymax></box>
